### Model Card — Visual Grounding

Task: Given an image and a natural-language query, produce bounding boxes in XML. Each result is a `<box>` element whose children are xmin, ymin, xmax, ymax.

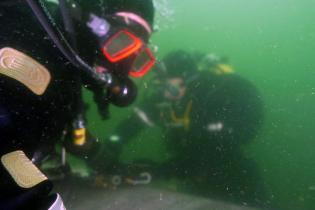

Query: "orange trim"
<box><xmin>129</xmin><ymin>48</ymin><xmax>156</xmax><ymax>77</ymax></box>
<box><xmin>102</xmin><ymin>30</ymin><xmax>142</xmax><ymax>63</ymax></box>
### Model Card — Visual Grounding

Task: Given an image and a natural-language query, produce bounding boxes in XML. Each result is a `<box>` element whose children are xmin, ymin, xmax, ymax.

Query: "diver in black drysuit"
<box><xmin>0</xmin><ymin>0</ymin><xmax>154</xmax><ymax>209</ymax></box>
<box><xmin>94</xmin><ymin>50</ymin><xmax>273</xmax><ymax>208</ymax></box>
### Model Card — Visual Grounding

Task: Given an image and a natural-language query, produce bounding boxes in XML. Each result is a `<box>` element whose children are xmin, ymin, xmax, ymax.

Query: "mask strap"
<box><xmin>115</xmin><ymin>12</ymin><xmax>152</xmax><ymax>34</ymax></box>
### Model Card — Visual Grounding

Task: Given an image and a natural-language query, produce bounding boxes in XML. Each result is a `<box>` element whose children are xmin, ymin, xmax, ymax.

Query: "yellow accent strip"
<box><xmin>0</xmin><ymin>47</ymin><xmax>51</xmax><ymax>95</ymax></box>
<box><xmin>1</xmin><ymin>150</ymin><xmax>48</xmax><ymax>188</ymax></box>
<box><xmin>170</xmin><ymin>100</ymin><xmax>193</xmax><ymax>130</ymax></box>
<box><xmin>214</xmin><ymin>64</ymin><xmax>234</xmax><ymax>75</ymax></box>
<box><xmin>73</xmin><ymin>128</ymin><xmax>86</xmax><ymax>146</ymax></box>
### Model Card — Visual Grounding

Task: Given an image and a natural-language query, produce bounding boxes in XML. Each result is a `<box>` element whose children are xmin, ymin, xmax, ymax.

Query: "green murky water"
<box><xmin>84</xmin><ymin>1</ymin><xmax>315</xmax><ymax>209</ymax></box>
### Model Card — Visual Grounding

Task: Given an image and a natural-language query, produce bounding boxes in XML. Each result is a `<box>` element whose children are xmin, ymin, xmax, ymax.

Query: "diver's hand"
<box><xmin>0</xmin><ymin>150</ymin><xmax>66</xmax><ymax>210</ymax></box>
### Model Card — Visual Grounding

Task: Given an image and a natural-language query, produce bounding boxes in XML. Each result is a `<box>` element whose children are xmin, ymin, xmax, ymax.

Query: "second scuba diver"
<box><xmin>0</xmin><ymin>0</ymin><xmax>155</xmax><ymax>209</ymax></box>
<box><xmin>93</xmin><ymin>50</ymin><xmax>271</xmax><ymax>208</ymax></box>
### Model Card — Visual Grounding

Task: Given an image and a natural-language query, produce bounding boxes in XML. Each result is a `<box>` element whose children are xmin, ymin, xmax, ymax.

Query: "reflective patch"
<box><xmin>0</xmin><ymin>47</ymin><xmax>51</xmax><ymax>95</ymax></box>
<box><xmin>49</xmin><ymin>194</ymin><xmax>67</xmax><ymax>210</ymax></box>
<box><xmin>1</xmin><ymin>150</ymin><xmax>48</xmax><ymax>188</ymax></box>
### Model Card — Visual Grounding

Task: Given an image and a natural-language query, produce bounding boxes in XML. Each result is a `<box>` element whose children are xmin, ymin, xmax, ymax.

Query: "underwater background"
<box><xmin>82</xmin><ymin>1</ymin><xmax>315</xmax><ymax>209</ymax></box>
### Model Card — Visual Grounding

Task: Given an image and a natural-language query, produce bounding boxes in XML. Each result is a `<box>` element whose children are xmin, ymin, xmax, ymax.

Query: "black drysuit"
<box><xmin>99</xmin><ymin>70</ymin><xmax>270</xmax><ymax>208</ymax></box>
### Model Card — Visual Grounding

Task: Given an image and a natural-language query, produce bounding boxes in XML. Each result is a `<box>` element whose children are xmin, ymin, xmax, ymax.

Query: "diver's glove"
<box><xmin>0</xmin><ymin>150</ymin><xmax>66</xmax><ymax>210</ymax></box>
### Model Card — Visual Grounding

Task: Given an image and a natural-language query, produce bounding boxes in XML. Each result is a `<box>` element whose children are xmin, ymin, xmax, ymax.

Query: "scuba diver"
<box><xmin>95</xmin><ymin>50</ymin><xmax>270</xmax><ymax>208</ymax></box>
<box><xmin>0</xmin><ymin>0</ymin><xmax>155</xmax><ymax>209</ymax></box>
<box><xmin>162</xmin><ymin>51</ymin><xmax>268</xmax><ymax>207</ymax></box>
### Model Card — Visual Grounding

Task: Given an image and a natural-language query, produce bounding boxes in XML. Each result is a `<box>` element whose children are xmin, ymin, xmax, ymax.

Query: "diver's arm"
<box><xmin>109</xmin><ymin>107</ymin><xmax>154</xmax><ymax>141</ymax></box>
<box><xmin>62</xmin><ymin>100</ymin><xmax>156</xmax><ymax>175</ymax></box>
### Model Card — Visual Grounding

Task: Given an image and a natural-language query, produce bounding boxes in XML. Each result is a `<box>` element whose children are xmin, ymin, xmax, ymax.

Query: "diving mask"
<box><xmin>87</xmin><ymin>13</ymin><xmax>156</xmax><ymax>78</ymax></box>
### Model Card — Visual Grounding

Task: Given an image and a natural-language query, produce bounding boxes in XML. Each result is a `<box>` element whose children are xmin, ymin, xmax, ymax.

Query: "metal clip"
<box><xmin>125</xmin><ymin>172</ymin><xmax>152</xmax><ymax>185</ymax></box>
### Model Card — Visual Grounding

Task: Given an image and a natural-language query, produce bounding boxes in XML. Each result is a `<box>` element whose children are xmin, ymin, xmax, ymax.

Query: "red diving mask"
<box><xmin>102</xmin><ymin>29</ymin><xmax>155</xmax><ymax>77</ymax></box>
<box><xmin>88</xmin><ymin>13</ymin><xmax>155</xmax><ymax>78</ymax></box>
